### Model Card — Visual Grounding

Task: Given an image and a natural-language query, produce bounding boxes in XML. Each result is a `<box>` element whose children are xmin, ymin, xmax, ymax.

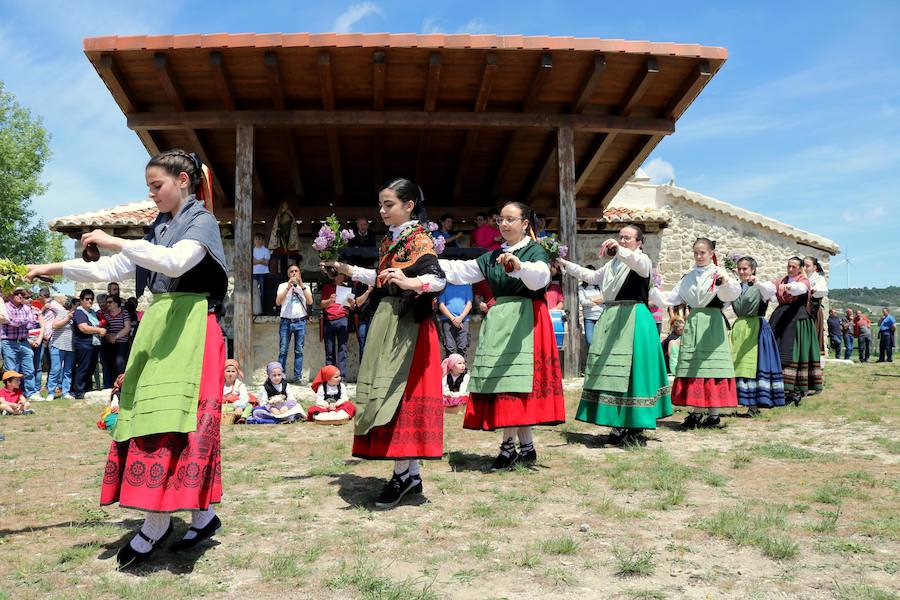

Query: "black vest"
<box><xmin>446</xmin><ymin>373</ymin><xmax>465</xmax><ymax>392</ymax></box>
<box><xmin>616</xmin><ymin>270</ymin><xmax>650</xmax><ymax>304</ymax></box>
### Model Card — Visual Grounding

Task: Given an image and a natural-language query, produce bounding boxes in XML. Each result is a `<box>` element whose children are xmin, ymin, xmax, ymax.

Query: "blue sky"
<box><xmin>1</xmin><ymin>0</ymin><xmax>898</xmax><ymax>287</ymax></box>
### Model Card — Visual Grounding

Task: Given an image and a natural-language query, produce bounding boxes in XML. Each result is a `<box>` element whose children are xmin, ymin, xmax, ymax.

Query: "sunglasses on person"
<box><xmin>82</xmin><ymin>297</ymin><xmax>94</xmax><ymax>302</ymax></box>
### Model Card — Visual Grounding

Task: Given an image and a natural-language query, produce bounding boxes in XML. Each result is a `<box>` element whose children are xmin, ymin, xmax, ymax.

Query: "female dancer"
<box><xmin>325</xmin><ymin>178</ymin><xmax>445</xmax><ymax>509</ymax></box>
<box><xmin>803</xmin><ymin>256</ymin><xmax>829</xmax><ymax>380</ymax></box>
<box><xmin>651</xmin><ymin>238</ymin><xmax>741</xmax><ymax>429</ymax></box>
<box><xmin>28</xmin><ymin>150</ymin><xmax>227</xmax><ymax>567</ymax></box>
<box><xmin>730</xmin><ymin>256</ymin><xmax>786</xmax><ymax>415</ymax></box>
<box><xmin>439</xmin><ymin>201</ymin><xmax>565</xmax><ymax>469</ymax></box>
<box><xmin>769</xmin><ymin>257</ymin><xmax>823</xmax><ymax>405</ymax></box>
<box><xmin>558</xmin><ymin>224</ymin><xmax>671</xmax><ymax>445</ymax></box>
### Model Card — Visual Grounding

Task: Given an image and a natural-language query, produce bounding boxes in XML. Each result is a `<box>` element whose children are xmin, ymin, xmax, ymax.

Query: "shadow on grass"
<box><xmin>447</xmin><ymin>451</ymin><xmax>494</xmax><ymax>473</ymax></box>
<box><xmin>95</xmin><ymin>517</ymin><xmax>220</xmax><ymax>574</ymax></box>
<box><xmin>328</xmin><ymin>473</ymin><xmax>429</xmax><ymax>511</ymax></box>
<box><xmin>559</xmin><ymin>431</ymin><xmax>606</xmax><ymax>448</ymax></box>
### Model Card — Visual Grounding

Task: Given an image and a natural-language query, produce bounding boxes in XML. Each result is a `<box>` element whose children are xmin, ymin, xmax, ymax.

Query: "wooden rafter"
<box><xmin>665</xmin><ymin>60</ymin><xmax>712</xmax><ymax>119</ymax></box>
<box><xmin>571</xmin><ymin>54</ymin><xmax>606</xmax><ymax>114</ymax></box>
<box><xmin>208</xmin><ymin>51</ymin><xmax>235</xmax><ymax>111</ymax></box>
<box><xmin>214</xmin><ymin>204</ymin><xmax>615</xmax><ymax>222</ymax></box>
<box><xmin>153</xmin><ymin>53</ymin><xmax>231</xmax><ymax>205</ymax></box>
<box><xmin>318</xmin><ymin>51</ymin><xmax>343</xmax><ymax>200</ymax></box>
<box><xmin>574</xmin><ymin>57</ymin><xmax>661</xmax><ymax>201</ymax></box>
<box><xmin>416</xmin><ymin>53</ymin><xmax>442</xmax><ymax>185</ymax></box>
<box><xmin>491</xmin><ymin>53</ymin><xmax>553</xmax><ymax>197</ymax></box>
<box><xmin>265</xmin><ymin>51</ymin><xmax>304</xmax><ymax>198</ymax></box>
<box><xmin>453</xmin><ymin>53</ymin><xmax>498</xmax><ymax>199</ymax></box>
<box><xmin>372</xmin><ymin>50</ymin><xmax>386</xmax><ymax>110</ymax></box>
<box><xmin>525</xmin><ymin>137</ymin><xmax>557</xmax><ymax>201</ymax></box>
<box><xmin>97</xmin><ymin>53</ymin><xmax>159</xmax><ymax>156</ymax></box>
<box><xmin>591</xmin><ymin>134</ymin><xmax>664</xmax><ymax>208</ymax></box>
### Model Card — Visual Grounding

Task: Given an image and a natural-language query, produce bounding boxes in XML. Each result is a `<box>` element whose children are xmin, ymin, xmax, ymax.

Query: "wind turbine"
<box><xmin>832</xmin><ymin>245</ymin><xmax>851</xmax><ymax>289</ymax></box>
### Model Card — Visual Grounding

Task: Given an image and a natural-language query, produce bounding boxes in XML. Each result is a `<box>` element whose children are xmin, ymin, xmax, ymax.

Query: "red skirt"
<box><xmin>100</xmin><ymin>314</ymin><xmax>225</xmax><ymax>512</ymax></box>
<box><xmin>352</xmin><ymin>319</ymin><xmax>444</xmax><ymax>460</ymax></box>
<box><xmin>464</xmin><ymin>300</ymin><xmax>566</xmax><ymax>431</ymax></box>
<box><xmin>671</xmin><ymin>377</ymin><xmax>737</xmax><ymax>409</ymax></box>
<box><xmin>307</xmin><ymin>401</ymin><xmax>357</xmax><ymax>420</ymax></box>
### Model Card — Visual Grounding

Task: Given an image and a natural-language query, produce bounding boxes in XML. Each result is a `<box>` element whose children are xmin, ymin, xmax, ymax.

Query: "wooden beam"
<box><xmin>128</xmin><ymin>110</ymin><xmax>674</xmax><ymax>135</ymax></box>
<box><xmin>373</xmin><ymin>135</ymin><xmax>384</xmax><ymax>189</ymax></box>
<box><xmin>665</xmin><ymin>60</ymin><xmax>712</xmax><ymax>120</ymax></box>
<box><xmin>571</xmin><ymin>54</ymin><xmax>606</xmax><ymax>114</ymax></box>
<box><xmin>233</xmin><ymin>124</ymin><xmax>254</xmax><ymax>377</ymax></box>
<box><xmin>318</xmin><ymin>51</ymin><xmax>343</xmax><ymax>199</ymax></box>
<box><xmin>557</xmin><ymin>126</ymin><xmax>580</xmax><ymax>379</ymax></box>
<box><xmin>574</xmin><ymin>132</ymin><xmax>616</xmax><ymax>194</ymax></box>
<box><xmin>264</xmin><ymin>51</ymin><xmax>304</xmax><ymax>198</ymax></box>
<box><xmin>618</xmin><ymin>57</ymin><xmax>659</xmax><ymax>117</ymax></box>
<box><xmin>214</xmin><ymin>204</ymin><xmax>618</xmax><ymax>222</ymax></box>
<box><xmin>97</xmin><ymin>54</ymin><xmax>137</xmax><ymax>113</ymax></box>
<box><xmin>591</xmin><ymin>134</ymin><xmax>665</xmax><ymax>208</ymax></box>
<box><xmin>136</xmin><ymin>131</ymin><xmax>161</xmax><ymax>156</ymax></box>
<box><xmin>153</xmin><ymin>53</ymin><xmax>187</xmax><ymax>111</ymax></box>
<box><xmin>208</xmin><ymin>51</ymin><xmax>235</xmax><ymax>111</ymax></box>
<box><xmin>424</xmin><ymin>53</ymin><xmax>442</xmax><ymax>112</ymax></box>
<box><xmin>372</xmin><ymin>50</ymin><xmax>386</xmax><ymax>110</ymax></box>
<box><xmin>492</xmin><ymin>53</ymin><xmax>553</xmax><ymax>197</ymax></box>
<box><xmin>453</xmin><ymin>53</ymin><xmax>499</xmax><ymax>199</ymax></box>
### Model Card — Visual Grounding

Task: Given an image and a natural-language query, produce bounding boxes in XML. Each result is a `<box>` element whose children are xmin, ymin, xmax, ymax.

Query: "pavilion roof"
<box><xmin>83</xmin><ymin>32</ymin><xmax>726</xmax><ymax>225</ymax></box>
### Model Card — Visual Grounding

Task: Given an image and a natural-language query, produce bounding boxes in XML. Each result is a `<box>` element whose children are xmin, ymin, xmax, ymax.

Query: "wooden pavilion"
<box><xmin>83</xmin><ymin>32</ymin><xmax>727</xmax><ymax>377</ymax></box>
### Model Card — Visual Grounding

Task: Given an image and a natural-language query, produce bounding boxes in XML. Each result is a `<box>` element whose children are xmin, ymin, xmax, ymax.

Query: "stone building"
<box><xmin>49</xmin><ymin>168</ymin><xmax>839</xmax><ymax>382</ymax></box>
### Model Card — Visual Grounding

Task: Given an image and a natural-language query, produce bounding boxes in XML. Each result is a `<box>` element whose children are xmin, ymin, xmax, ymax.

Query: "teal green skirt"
<box><xmin>578</xmin><ymin>303</ymin><xmax>672</xmax><ymax>429</ymax></box>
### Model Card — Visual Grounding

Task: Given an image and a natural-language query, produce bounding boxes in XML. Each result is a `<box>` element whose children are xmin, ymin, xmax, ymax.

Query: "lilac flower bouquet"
<box><xmin>722</xmin><ymin>250</ymin><xmax>743</xmax><ymax>273</ymax></box>
<box><xmin>536</xmin><ymin>235</ymin><xmax>569</xmax><ymax>262</ymax></box>
<box><xmin>426</xmin><ymin>221</ymin><xmax>446</xmax><ymax>255</ymax></box>
<box><xmin>313</xmin><ymin>214</ymin><xmax>354</xmax><ymax>275</ymax></box>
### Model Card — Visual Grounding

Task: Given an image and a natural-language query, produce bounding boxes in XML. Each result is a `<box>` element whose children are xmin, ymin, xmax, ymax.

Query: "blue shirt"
<box><xmin>438</xmin><ymin>284</ymin><xmax>473</xmax><ymax>321</ymax></box>
<box><xmin>434</xmin><ymin>229</ymin><xmax>459</xmax><ymax>248</ymax></box>
<box><xmin>880</xmin><ymin>314</ymin><xmax>896</xmax><ymax>333</ymax></box>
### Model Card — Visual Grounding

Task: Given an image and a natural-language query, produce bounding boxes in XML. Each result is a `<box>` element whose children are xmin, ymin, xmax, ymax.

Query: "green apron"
<box><xmin>469</xmin><ymin>296</ymin><xmax>534</xmax><ymax>394</ymax></box>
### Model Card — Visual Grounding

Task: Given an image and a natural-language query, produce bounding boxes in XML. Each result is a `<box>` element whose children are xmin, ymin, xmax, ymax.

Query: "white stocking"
<box><xmin>182</xmin><ymin>508</ymin><xmax>216</xmax><ymax>541</ymax></box>
<box><xmin>130</xmin><ymin>512</ymin><xmax>171</xmax><ymax>553</ymax></box>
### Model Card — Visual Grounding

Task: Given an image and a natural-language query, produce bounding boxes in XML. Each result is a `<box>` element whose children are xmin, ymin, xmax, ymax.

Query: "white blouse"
<box><xmin>315</xmin><ymin>383</ymin><xmax>350</xmax><ymax>407</ymax></box>
<box><xmin>439</xmin><ymin>237</ymin><xmax>551</xmax><ymax>291</ymax></box>
<box><xmin>62</xmin><ymin>239</ymin><xmax>206</xmax><ymax>282</ymax></box>
<box><xmin>652</xmin><ymin>264</ymin><xmax>742</xmax><ymax>307</ymax></box>
<box><xmin>442</xmin><ymin>372</ymin><xmax>470</xmax><ymax>397</ymax></box>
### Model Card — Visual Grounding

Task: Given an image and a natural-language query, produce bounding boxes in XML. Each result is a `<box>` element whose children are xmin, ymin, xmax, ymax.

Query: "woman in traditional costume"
<box><xmin>325</xmin><ymin>178</ymin><xmax>445</xmax><ymax>509</ymax></box>
<box><xmin>803</xmin><ymin>256</ymin><xmax>829</xmax><ymax>382</ymax></box>
<box><xmin>729</xmin><ymin>256</ymin><xmax>786</xmax><ymax>416</ymax></box>
<box><xmin>769</xmin><ymin>257</ymin><xmax>823</xmax><ymax>405</ymax></box>
<box><xmin>28</xmin><ymin>150</ymin><xmax>227</xmax><ymax>567</ymax></box>
<box><xmin>651</xmin><ymin>238</ymin><xmax>741</xmax><ymax>429</ymax></box>
<box><xmin>558</xmin><ymin>224</ymin><xmax>671</xmax><ymax>446</ymax></box>
<box><xmin>439</xmin><ymin>201</ymin><xmax>565</xmax><ymax>470</ymax></box>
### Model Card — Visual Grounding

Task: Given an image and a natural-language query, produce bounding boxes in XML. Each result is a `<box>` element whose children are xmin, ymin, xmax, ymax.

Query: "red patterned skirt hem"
<box><xmin>100</xmin><ymin>314</ymin><xmax>225</xmax><ymax>512</ymax></box>
<box><xmin>306</xmin><ymin>401</ymin><xmax>357</xmax><ymax>420</ymax></box>
<box><xmin>671</xmin><ymin>377</ymin><xmax>737</xmax><ymax>408</ymax></box>
<box><xmin>464</xmin><ymin>300</ymin><xmax>566</xmax><ymax>431</ymax></box>
<box><xmin>352</xmin><ymin>319</ymin><xmax>444</xmax><ymax>460</ymax></box>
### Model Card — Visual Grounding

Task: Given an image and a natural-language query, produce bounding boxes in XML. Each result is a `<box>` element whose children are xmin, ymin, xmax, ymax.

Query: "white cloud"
<box><xmin>841</xmin><ymin>205</ymin><xmax>887</xmax><ymax>224</ymax></box>
<box><xmin>457</xmin><ymin>18</ymin><xmax>490</xmax><ymax>34</ymax></box>
<box><xmin>421</xmin><ymin>16</ymin><xmax>443</xmax><ymax>34</ymax></box>
<box><xmin>333</xmin><ymin>2</ymin><xmax>382</xmax><ymax>33</ymax></box>
<box><xmin>419</xmin><ymin>16</ymin><xmax>492</xmax><ymax>35</ymax></box>
<box><xmin>642</xmin><ymin>157</ymin><xmax>676</xmax><ymax>184</ymax></box>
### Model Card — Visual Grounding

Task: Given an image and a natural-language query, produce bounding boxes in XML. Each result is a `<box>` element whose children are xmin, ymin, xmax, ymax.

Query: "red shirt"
<box><xmin>472</xmin><ymin>224</ymin><xmax>502</xmax><ymax>251</ymax></box>
<box><xmin>321</xmin><ymin>284</ymin><xmax>349</xmax><ymax>320</ymax></box>
<box><xmin>1</xmin><ymin>387</ymin><xmax>25</xmax><ymax>404</ymax></box>
<box><xmin>545</xmin><ymin>283</ymin><xmax>564</xmax><ymax>308</ymax></box>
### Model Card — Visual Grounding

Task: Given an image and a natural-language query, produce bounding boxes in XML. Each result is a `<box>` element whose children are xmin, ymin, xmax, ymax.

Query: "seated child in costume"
<box><xmin>441</xmin><ymin>354</ymin><xmax>470</xmax><ymax>413</ymax></box>
<box><xmin>248</xmin><ymin>362</ymin><xmax>306</xmax><ymax>424</ymax></box>
<box><xmin>97</xmin><ymin>374</ymin><xmax>122</xmax><ymax>432</ymax></box>
<box><xmin>307</xmin><ymin>365</ymin><xmax>356</xmax><ymax>423</ymax></box>
<box><xmin>222</xmin><ymin>359</ymin><xmax>255</xmax><ymax>424</ymax></box>
<box><xmin>1</xmin><ymin>371</ymin><xmax>34</xmax><ymax>415</ymax></box>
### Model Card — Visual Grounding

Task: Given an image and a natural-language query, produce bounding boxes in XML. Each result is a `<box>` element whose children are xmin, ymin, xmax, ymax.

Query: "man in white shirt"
<box><xmin>252</xmin><ymin>233</ymin><xmax>271</xmax><ymax>315</ymax></box>
<box><xmin>275</xmin><ymin>264</ymin><xmax>313</xmax><ymax>383</ymax></box>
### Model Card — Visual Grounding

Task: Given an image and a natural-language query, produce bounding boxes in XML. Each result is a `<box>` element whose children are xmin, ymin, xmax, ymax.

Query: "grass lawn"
<box><xmin>1</xmin><ymin>361</ymin><xmax>898</xmax><ymax>599</ymax></box>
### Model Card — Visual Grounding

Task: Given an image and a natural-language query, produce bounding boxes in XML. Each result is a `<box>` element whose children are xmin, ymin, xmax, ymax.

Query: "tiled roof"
<box><xmin>84</xmin><ymin>32</ymin><xmax>727</xmax><ymax>60</ymax></box>
<box><xmin>664</xmin><ymin>184</ymin><xmax>840</xmax><ymax>254</ymax></box>
<box><xmin>600</xmin><ymin>206</ymin><xmax>671</xmax><ymax>223</ymax></box>
<box><xmin>49</xmin><ymin>201</ymin><xmax>158</xmax><ymax>229</ymax></box>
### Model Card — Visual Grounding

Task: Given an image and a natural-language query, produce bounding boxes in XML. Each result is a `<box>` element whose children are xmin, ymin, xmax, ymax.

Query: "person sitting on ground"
<box><xmin>1</xmin><ymin>371</ymin><xmax>33</xmax><ymax>415</ymax></box>
<box><xmin>307</xmin><ymin>365</ymin><xmax>356</xmax><ymax>423</ymax></box>
<box><xmin>441</xmin><ymin>353</ymin><xmax>470</xmax><ymax>413</ymax></box>
<box><xmin>222</xmin><ymin>359</ymin><xmax>253</xmax><ymax>424</ymax></box>
<box><xmin>248</xmin><ymin>362</ymin><xmax>305</xmax><ymax>423</ymax></box>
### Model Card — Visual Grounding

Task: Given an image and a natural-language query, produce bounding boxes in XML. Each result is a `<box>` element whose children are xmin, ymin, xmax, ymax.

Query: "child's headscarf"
<box><xmin>311</xmin><ymin>365</ymin><xmax>340</xmax><ymax>393</ymax></box>
<box><xmin>225</xmin><ymin>358</ymin><xmax>244</xmax><ymax>381</ymax></box>
<box><xmin>441</xmin><ymin>353</ymin><xmax>465</xmax><ymax>377</ymax></box>
<box><xmin>266</xmin><ymin>361</ymin><xmax>283</xmax><ymax>379</ymax></box>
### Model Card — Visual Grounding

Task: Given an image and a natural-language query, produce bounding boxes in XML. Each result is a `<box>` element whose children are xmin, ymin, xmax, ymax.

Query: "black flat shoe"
<box><xmin>518</xmin><ymin>447</ymin><xmax>537</xmax><ymax>464</ymax></box>
<box><xmin>374</xmin><ymin>473</ymin><xmax>419</xmax><ymax>509</ymax></box>
<box><xmin>170</xmin><ymin>515</ymin><xmax>221</xmax><ymax>552</ymax></box>
<box><xmin>116</xmin><ymin>522</ymin><xmax>173</xmax><ymax>569</ymax></box>
<box><xmin>607</xmin><ymin>428</ymin><xmax>627</xmax><ymax>445</ymax></box>
<box><xmin>490</xmin><ymin>450</ymin><xmax>519</xmax><ymax>471</ymax></box>
<box><xmin>622</xmin><ymin>431</ymin><xmax>647</xmax><ymax>446</ymax></box>
<box><xmin>681</xmin><ymin>413</ymin><xmax>703</xmax><ymax>430</ymax></box>
<box><xmin>699</xmin><ymin>416</ymin><xmax>721</xmax><ymax>429</ymax></box>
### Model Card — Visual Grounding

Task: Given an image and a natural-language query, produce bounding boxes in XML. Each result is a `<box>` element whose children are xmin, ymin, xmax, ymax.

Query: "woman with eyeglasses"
<box><xmin>439</xmin><ymin>201</ymin><xmax>565</xmax><ymax>470</ymax></box>
<box><xmin>558</xmin><ymin>224</ymin><xmax>671</xmax><ymax>446</ymax></box>
<box><xmin>28</xmin><ymin>149</ymin><xmax>228</xmax><ymax>568</ymax></box>
<box><xmin>99</xmin><ymin>295</ymin><xmax>131</xmax><ymax>388</ymax></box>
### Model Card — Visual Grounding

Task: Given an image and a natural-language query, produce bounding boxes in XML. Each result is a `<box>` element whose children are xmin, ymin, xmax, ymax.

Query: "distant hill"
<box><xmin>830</xmin><ymin>286</ymin><xmax>900</xmax><ymax>308</ymax></box>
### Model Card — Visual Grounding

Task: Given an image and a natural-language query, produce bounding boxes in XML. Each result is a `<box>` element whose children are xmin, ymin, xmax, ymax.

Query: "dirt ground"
<box><xmin>1</xmin><ymin>361</ymin><xmax>898</xmax><ymax>600</ymax></box>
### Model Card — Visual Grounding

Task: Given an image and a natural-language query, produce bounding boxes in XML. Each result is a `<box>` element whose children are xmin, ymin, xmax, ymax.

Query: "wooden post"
<box><xmin>557</xmin><ymin>126</ymin><xmax>580</xmax><ymax>379</ymax></box>
<box><xmin>234</xmin><ymin>124</ymin><xmax>254</xmax><ymax>375</ymax></box>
